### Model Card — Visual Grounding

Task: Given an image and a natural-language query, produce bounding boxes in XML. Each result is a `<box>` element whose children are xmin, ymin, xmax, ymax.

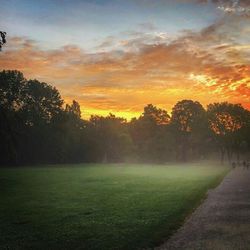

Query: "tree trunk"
<box><xmin>181</xmin><ymin>143</ymin><xmax>187</xmax><ymax>162</ymax></box>
<box><xmin>220</xmin><ymin>147</ymin><xmax>225</xmax><ymax>165</ymax></box>
<box><xmin>236</xmin><ymin>150</ymin><xmax>240</xmax><ymax>162</ymax></box>
<box><xmin>103</xmin><ymin>152</ymin><xmax>107</xmax><ymax>163</ymax></box>
<box><xmin>227</xmin><ymin>148</ymin><xmax>233</xmax><ymax>163</ymax></box>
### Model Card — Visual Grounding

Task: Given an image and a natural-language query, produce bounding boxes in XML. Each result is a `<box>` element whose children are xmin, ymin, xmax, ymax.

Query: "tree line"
<box><xmin>0</xmin><ymin>70</ymin><xmax>249</xmax><ymax>166</ymax></box>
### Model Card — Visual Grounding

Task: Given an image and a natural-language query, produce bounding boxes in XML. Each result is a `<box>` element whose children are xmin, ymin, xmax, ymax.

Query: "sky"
<box><xmin>0</xmin><ymin>0</ymin><xmax>250</xmax><ymax>119</ymax></box>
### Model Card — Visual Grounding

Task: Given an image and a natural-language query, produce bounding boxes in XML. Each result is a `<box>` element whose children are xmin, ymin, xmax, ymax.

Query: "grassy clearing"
<box><xmin>0</xmin><ymin>163</ymin><xmax>229</xmax><ymax>250</ymax></box>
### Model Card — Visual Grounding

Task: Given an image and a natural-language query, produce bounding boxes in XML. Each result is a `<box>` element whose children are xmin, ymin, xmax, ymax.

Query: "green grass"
<box><xmin>0</xmin><ymin>163</ymin><xmax>229</xmax><ymax>250</ymax></box>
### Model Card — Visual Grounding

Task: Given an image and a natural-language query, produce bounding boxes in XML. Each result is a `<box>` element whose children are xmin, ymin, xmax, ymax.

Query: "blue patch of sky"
<box><xmin>1</xmin><ymin>0</ymin><xmax>220</xmax><ymax>51</ymax></box>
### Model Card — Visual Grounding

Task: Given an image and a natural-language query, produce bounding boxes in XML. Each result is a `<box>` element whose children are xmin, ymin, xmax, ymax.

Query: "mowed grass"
<box><xmin>0</xmin><ymin>163</ymin><xmax>229</xmax><ymax>250</ymax></box>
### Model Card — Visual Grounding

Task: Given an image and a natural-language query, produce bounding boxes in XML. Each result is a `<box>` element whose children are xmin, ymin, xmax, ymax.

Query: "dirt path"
<box><xmin>156</xmin><ymin>168</ymin><xmax>250</xmax><ymax>250</ymax></box>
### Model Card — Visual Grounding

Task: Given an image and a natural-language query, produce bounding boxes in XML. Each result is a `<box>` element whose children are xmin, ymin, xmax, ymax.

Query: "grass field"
<box><xmin>0</xmin><ymin>163</ymin><xmax>229</xmax><ymax>250</ymax></box>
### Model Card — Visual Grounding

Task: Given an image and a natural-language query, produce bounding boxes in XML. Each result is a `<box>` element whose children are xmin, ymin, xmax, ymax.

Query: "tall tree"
<box><xmin>170</xmin><ymin>100</ymin><xmax>207</xmax><ymax>162</ymax></box>
<box><xmin>61</xmin><ymin>100</ymin><xmax>88</xmax><ymax>162</ymax></box>
<box><xmin>0</xmin><ymin>31</ymin><xmax>7</xmax><ymax>51</ymax></box>
<box><xmin>20</xmin><ymin>79</ymin><xmax>64</xmax><ymax>163</ymax></box>
<box><xmin>89</xmin><ymin>113</ymin><xmax>132</xmax><ymax>162</ymax></box>
<box><xmin>65</xmin><ymin>100</ymin><xmax>81</xmax><ymax>118</ymax></box>
<box><xmin>21</xmin><ymin>79</ymin><xmax>63</xmax><ymax>125</ymax></box>
<box><xmin>207</xmin><ymin>102</ymin><xmax>250</xmax><ymax>164</ymax></box>
<box><xmin>0</xmin><ymin>70</ymin><xmax>26</xmax><ymax>164</ymax></box>
<box><xmin>130</xmin><ymin>104</ymin><xmax>171</xmax><ymax>162</ymax></box>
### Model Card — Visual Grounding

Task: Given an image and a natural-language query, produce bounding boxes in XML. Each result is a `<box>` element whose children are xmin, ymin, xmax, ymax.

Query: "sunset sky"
<box><xmin>1</xmin><ymin>0</ymin><xmax>250</xmax><ymax>119</ymax></box>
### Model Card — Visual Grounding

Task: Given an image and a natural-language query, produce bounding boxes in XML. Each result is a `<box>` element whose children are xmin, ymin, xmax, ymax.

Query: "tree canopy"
<box><xmin>0</xmin><ymin>70</ymin><xmax>249</xmax><ymax>166</ymax></box>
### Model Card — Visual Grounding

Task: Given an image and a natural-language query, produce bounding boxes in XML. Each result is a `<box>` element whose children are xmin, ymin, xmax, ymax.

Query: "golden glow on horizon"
<box><xmin>79</xmin><ymin>107</ymin><xmax>141</xmax><ymax>120</ymax></box>
<box><xmin>1</xmin><ymin>29</ymin><xmax>250</xmax><ymax>119</ymax></box>
<box><xmin>1</xmin><ymin>0</ymin><xmax>250</xmax><ymax>120</ymax></box>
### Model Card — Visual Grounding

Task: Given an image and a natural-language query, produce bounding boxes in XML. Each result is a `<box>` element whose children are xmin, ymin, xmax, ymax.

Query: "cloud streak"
<box><xmin>0</xmin><ymin>12</ymin><xmax>249</xmax><ymax>118</ymax></box>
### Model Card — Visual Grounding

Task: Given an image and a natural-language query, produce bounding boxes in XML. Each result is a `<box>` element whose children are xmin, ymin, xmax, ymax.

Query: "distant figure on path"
<box><xmin>243</xmin><ymin>161</ymin><xmax>247</xmax><ymax>169</ymax></box>
<box><xmin>232</xmin><ymin>162</ymin><xmax>236</xmax><ymax>168</ymax></box>
<box><xmin>246</xmin><ymin>162</ymin><xmax>250</xmax><ymax>170</ymax></box>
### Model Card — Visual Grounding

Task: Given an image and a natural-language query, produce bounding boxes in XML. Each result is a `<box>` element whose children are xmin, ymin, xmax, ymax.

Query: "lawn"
<box><xmin>0</xmin><ymin>163</ymin><xmax>229</xmax><ymax>250</ymax></box>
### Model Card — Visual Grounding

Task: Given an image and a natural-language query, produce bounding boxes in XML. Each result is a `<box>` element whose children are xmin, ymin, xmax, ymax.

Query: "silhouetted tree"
<box><xmin>66</xmin><ymin>100</ymin><xmax>81</xmax><ymax>118</ymax></box>
<box><xmin>61</xmin><ymin>100</ymin><xmax>88</xmax><ymax>162</ymax></box>
<box><xmin>0</xmin><ymin>70</ymin><xmax>66</xmax><ymax>164</ymax></box>
<box><xmin>90</xmin><ymin>114</ymin><xmax>132</xmax><ymax>162</ymax></box>
<box><xmin>1</xmin><ymin>70</ymin><xmax>249</xmax><ymax>166</ymax></box>
<box><xmin>0</xmin><ymin>31</ymin><xmax>7</xmax><ymax>51</ymax></box>
<box><xmin>170</xmin><ymin>100</ymin><xmax>207</xmax><ymax>162</ymax></box>
<box><xmin>130</xmin><ymin>104</ymin><xmax>172</xmax><ymax>162</ymax></box>
<box><xmin>0</xmin><ymin>70</ymin><xmax>26</xmax><ymax>164</ymax></box>
<box><xmin>207</xmin><ymin>102</ymin><xmax>250</xmax><ymax>164</ymax></box>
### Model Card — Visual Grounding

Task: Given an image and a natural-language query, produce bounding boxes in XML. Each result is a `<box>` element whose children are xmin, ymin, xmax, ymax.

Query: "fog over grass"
<box><xmin>0</xmin><ymin>163</ymin><xmax>229</xmax><ymax>250</ymax></box>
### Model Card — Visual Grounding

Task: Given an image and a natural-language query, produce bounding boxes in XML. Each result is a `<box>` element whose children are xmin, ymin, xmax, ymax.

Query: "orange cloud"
<box><xmin>1</xmin><ymin>15</ymin><xmax>250</xmax><ymax>120</ymax></box>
